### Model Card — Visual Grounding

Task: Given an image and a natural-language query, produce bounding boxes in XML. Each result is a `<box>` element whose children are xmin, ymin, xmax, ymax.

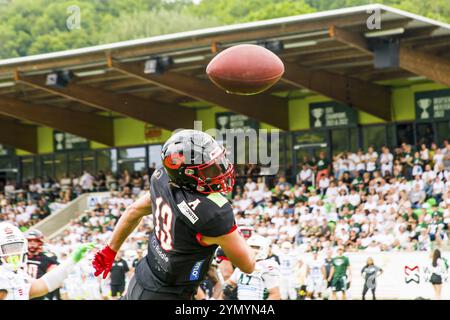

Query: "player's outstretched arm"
<box><xmin>93</xmin><ymin>193</ymin><xmax>151</xmax><ymax>279</ymax></box>
<box><xmin>202</xmin><ymin>229</ymin><xmax>255</xmax><ymax>274</ymax></box>
<box><xmin>29</xmin><ymin>243</ymin><xmax>94</xmax><ymax>299</ymax></box>
<box><xmin>108</xmin><ymin>192</ymin><xmax>152</xmax><ymax>252</ymax></box>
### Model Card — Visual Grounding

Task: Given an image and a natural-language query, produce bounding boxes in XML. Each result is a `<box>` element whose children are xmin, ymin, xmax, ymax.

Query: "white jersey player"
<box><xmin>0</xmin><ymin>222</ymin><xmax>93</xmax><ymax>300</ymax></box>
<box><xmin>0</xmin><ymin>264</ymin><xmax>32</xmax><ymax>300</ymax></box>
<box><xmin>278</xmin><ymin>241</ymin><xmax>300</xmax><ymax>300</ymax></box>
<box><xmin>223</xmin><ymin>235</ymin><xmax>280</xmax><ymax>300</ymax></box>
<box><xmin>306</xmin><ymin>249</ymin><xmax>325</xmax><ymax>299</ymax></box>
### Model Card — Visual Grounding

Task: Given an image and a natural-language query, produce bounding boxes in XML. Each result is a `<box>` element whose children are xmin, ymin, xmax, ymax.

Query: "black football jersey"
<box><xmin>135</xmin><ymin>168</ymin><xmax>236</xmax><ymax>295</ymax></box>
<box><xmin>26</xmin><ymin>252</ymin><xmax>58</xmax><ymax>279</ymax></box>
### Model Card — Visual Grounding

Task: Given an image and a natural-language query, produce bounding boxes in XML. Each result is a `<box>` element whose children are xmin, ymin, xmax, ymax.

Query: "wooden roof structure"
<box><xmin>0</xmin><ymin>4</ymin><xmax>449</xmax><ymax>153</ymax></box>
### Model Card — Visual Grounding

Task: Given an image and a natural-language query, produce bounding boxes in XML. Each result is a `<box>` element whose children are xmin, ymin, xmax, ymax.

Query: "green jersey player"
<box><xmin>328</xmin><ymin>246</ymin><xmax>352</xmax><ymax>300</ymax></box>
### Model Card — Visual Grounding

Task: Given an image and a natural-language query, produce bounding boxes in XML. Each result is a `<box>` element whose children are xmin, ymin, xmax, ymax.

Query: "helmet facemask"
<box><xmin>184</xmin><ymin>148</ymin><xmax>235</xmax><ymax>194</ymax></box>
<box><xmin>0</xmin><ymin>240</ymin><xmax>28</xmax><ymax>272</ymax></box>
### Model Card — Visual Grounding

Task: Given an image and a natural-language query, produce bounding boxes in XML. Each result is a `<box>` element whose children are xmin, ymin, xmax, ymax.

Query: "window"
<box><xmin>415</xmin><ymin>123</ymin><xmax>435</xmax><ymax>147</ymax></box>
<box><xmin>97</xmin><ymin>149</ymin><xmax>112</xmax><ymax>173</ymax></box>
<box><xmin>331</xmin><ymin>128</ymin><xmax>349</xmax><ymax>155</ymax></box>
<box><xmin>349</xmin><ymin>128</ymin><xmax>358</xmax><ymax>152</ymax></box>
<box><xmin>362</xmin><ymin>125</ymin><xmax>386</xmax><ymax>151</ymax></box>
<box><xmin>436</xmin><ymin>121</ymin><xmax>450</xmax><ymax>147</ymax></box>
<box><xmin>118</xmin><ymin>147</ymin><xmax>146</xmax><ymax>173</ymax></box>
<box><xmin>396</xmin><ymin>123</ymin><xmax>414</xmax><ymax>146</ymax></box>
<box><xmin>330</xmin><ymin>128</ymin><xmax>358</xmax><ymax>155</ymax></box>
<box><xmin>40</xmin><ymin>154</ymin><xmax>55</xmax><ymax>179</ymax></box>
<box><xmin>54</xmin><ymin>153</ymin><xmax>68</xmax><ymax>180</ymax></box>
<box><xmin>82</xmin><ymin>150</ymin><xmax>95</xmax><ymax>174</ymax></box>
<box><xmin>21</xmin><ymin>157</ymin><xmax>35</xmax><ymax>182</ymax></box>
<box><xmin>68</xmin><ymin>151</ymin><xmax>82</xmax><ymax>177</ymax></box>
<box><xmin>386</xmin><ymin>123</ymin><xmax>397</xmax><ymax>149</ymax></box>
<box><xmin>148</xmin><ymin>145</ymin><xmax>162</xmax><ymax>168</ymax></box>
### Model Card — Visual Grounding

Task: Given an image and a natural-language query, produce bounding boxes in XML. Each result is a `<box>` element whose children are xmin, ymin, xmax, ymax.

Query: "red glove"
<box><xmin>92</xmin><ymin>245</ymin><xmax>117</xmax><ymax>279</ymax></box>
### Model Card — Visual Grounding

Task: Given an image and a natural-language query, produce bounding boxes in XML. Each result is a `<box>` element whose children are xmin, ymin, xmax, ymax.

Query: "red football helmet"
<box><xmin>25</xmin><ymin>229</ymin><xmax>44</xmax><ymax>255</ymax></box>
<box><xmin>238</xmin><ymin>226</ymin><xmax>254</xmax><ymax>240</ymax></box>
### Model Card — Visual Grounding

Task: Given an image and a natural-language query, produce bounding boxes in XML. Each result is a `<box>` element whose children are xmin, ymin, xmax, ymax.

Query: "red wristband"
<box><xmin>104</xmin><ymin>245</ymin><xmax>117</xmax><ymax>257</ymax></box>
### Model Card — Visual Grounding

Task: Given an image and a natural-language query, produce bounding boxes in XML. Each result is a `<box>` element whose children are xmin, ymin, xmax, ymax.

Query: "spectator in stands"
<box><xmin>315</xmin><ymin>151</ymin><xmax>330</xmax><ymax>184</ymax></box>
<box><xmin>79</xmin><ymin>170</ymin><xmax>94</xmax><ymax>192</ymax></box>
<box><xmin>409</xmin><ymin>184</ymin><xmax>426</xmax><ymax>208</ymax></box>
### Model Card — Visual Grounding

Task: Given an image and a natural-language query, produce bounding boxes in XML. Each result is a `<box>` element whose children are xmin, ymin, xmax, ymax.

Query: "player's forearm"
<box><xmin>267</xmin><ymin>286</ymin><xmax>281</xmax><ymax>300</ymax></box>
<box><xmin>107</xmin><ymin>193</ymin><xmax>151</xmax><ymax>252</ymax></box>
<box><xmin>107</xmin><ymin>209</ymin><xmax>143</xmax><ymax>252</ymax></box>
<box><xmin>31</xmin><ymin>259</ymin><xmax>76</xmax><ymax>299</ymax></box>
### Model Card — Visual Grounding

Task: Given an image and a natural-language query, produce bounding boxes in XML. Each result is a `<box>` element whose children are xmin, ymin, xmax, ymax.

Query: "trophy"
<box><xmin>217</xmin><ymin>116</ymin><xmax>229</xmax><ymax>134</ymax></box>
<box><xmin>312</xmin><ymin>108</ymin><xmax>324</xmax><ymax>127</ymax></box>
<box><xmin>417</xmin><ymin>98</ymin><xmax>432</xmax><ymax>119</ymax></box>
<box><xmin>55</xmin><ymin>132</ymin><xmax>65</xmax><ymax>150</ymax></box>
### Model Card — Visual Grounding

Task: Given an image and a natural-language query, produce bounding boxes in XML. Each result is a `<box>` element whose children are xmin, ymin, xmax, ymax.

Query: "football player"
<box><xmin>0</xmin><ymin>222</ymin><xmax>93</xmax><ymax>300</ymax></box>
<box><xmin>214</xmin><ymin>226</ymin><xmax>254</xmax><ymax>300</ymax></box>
<box><xmin>93</xmin><ymin>130</ymin><xmax>255</xmax><ymax>300</ymax></box>
<box><xmin>278</xmin><ymin>241</ymin><xmax>300</xmax><ymax>300</ymax></box>
<box><xmin>25</xmin><ymin>229</ymin><xmax>60</xmax><ymax>300</ymax></box>
<box><xmin>222</xmin><ymin>235</ymin><xmax>280</xmax><ymax>300</ymax></box>
<box><xmin>328</xmin><ymin>246</ymin><xmax>352</xmax><ymax>300</ymax></box>
<box><xmin>305</xmin><ymin>248</ymin><xmax>326</xmax><ymax>299</ymax></box>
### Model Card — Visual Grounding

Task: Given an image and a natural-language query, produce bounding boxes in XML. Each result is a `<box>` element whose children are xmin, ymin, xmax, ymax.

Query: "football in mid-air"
<box><xmin>206</xmin><ymin>44</ymin><xmax>284</xmax><ymax>95</ymax></box>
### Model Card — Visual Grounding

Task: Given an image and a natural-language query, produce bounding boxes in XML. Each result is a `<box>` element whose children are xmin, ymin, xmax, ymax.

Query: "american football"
<box><xmin>0</xmin><ymin>0</ymin><xmax>450</xmax><ymax>310</ymax></box>
<box><xmin>206</xmin><ymin>44</ymin><xmax>285</xmax><ymax>95</ymax></box>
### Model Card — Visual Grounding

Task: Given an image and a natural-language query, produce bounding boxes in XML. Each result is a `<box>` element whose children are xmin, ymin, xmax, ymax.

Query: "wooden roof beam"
<box><xmin>15</xmin><ymin>73</ymin><xmax>196</xmax><ymax>131</ymax></box>
<box><xmin>281</xmin><ymin>62</ymin><xmax>392</xmax><ymax>121</ymax></box>
<box><xmin>329</xmin><ymin>25</ymin><xmax>450</xmax><ymax>88</ymax></box>
<box><xmin>109</xmin><ymin>59</ymin><xmax>290</xmax><ymax>130</ymax></box>
<box><xmin>0</xmin><ymin>119</ymin><xmax>37</xmax><ymax>153</ymax></box>
<box><xmin>0</xmin><ymin>96</ymin><xmax>114</xmax><ymax>146</ymax></box>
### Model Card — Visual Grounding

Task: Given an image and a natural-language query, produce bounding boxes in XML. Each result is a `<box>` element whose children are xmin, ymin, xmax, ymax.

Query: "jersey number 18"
<box><xmin>154</xmin><ymin>197</ymin><xmax>174</xmax><ymax>251</ymax></box>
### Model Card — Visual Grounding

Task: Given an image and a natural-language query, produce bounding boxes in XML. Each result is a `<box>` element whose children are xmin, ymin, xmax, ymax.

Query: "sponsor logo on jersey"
<box><xmin>151</xmin><ymin>235</ymin><xmax>169</xmax><ymax>264</ymax></box>
<box><xmin>189</xmin><ymin>260</ymin><xmax>205</xmax><ymax>281</ymax></box>
<box><xmin>154</xmin><ymin>169</ymin><xmax>162</xmax><ymax>179</ymax></box>
<box><xmin>177</xmin><ymin>201</ymin><xmax>199</xmax><ymax>224</ymax></box>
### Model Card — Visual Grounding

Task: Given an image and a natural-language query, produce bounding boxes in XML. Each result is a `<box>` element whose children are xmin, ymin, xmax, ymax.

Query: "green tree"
<box><xmin>99</xmin><ymin>8</ymin><xmax>221</xmax><ymax>43</ymax></box>
<box><xmin>188</xmin><ymin>0</ymin><xmax>315</xmax><ymax>24</ymax></box>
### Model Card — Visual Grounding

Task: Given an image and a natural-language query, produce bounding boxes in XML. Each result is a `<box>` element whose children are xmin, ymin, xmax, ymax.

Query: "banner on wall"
<box><xmin>53</xmin><ymin>130</ymin><xmax>89</xmax><ymax>151</ymax></box>
<box><xmin>415</xmin><ymin>89</ymin><xmax>450</xmax><ymax>121</ymax></box>
<box><xmin>293</xmin><ymin>132</ymin><xmax>327</xmax><ymax>149</ymax></box>
<box><xmin>215</xmin><ymin>112</ymin><xmax>259</xmax><ymax>136</ymax></box>
<box><xmin>296</xmin><ymin>251</ymin><xmax>450</xmax><ymax>300</ymax></box>
<box><xmin>309</xmin><ymin>101</ymin><xmax>357</xmax><ymax>128</ymax></box>
<box><xmin>144</xmin><ymin>125</ymin><xmax>162</xmax><ymax>141</ymax></box>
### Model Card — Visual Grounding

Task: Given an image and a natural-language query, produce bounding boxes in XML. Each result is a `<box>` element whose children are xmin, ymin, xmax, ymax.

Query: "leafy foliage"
<box><xmin>0</xmin><ymin>0</ymin><xmax>448</xmax><ymax>59</ymax></box>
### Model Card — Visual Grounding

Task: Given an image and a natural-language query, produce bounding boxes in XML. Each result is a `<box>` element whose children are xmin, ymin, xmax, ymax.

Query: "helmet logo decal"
<box><xmin>209</xmin><ymin>146</ymin><xmax>222</xmax><ymax>159</ymax></box>
<box><xmin>164</xmin><ymin>153</ymin><xmax>185</xmax><ymax>170</ymax></box>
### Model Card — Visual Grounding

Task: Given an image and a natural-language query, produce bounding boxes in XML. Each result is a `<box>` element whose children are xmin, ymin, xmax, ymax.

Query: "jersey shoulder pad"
<box><xmin>178</xmin><ymin>191</ymin><xmax>234</xmax><ymax>234</ymax></box>
<box><xmin>206</xmin><ymin>193</ymin><xmax>229</xmax><ymax>208</ymax></box>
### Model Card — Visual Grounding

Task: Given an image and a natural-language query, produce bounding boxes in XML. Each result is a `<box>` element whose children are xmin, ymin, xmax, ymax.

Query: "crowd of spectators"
<box><xmin>1</xmin><ymin>139</ymin><xmax>449</xmax><ymax>299</ymax></box>
<box><xmin>234</xmin><ymin>141</ymin><xmax>450</xmax><ymax>253</ymax></box>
